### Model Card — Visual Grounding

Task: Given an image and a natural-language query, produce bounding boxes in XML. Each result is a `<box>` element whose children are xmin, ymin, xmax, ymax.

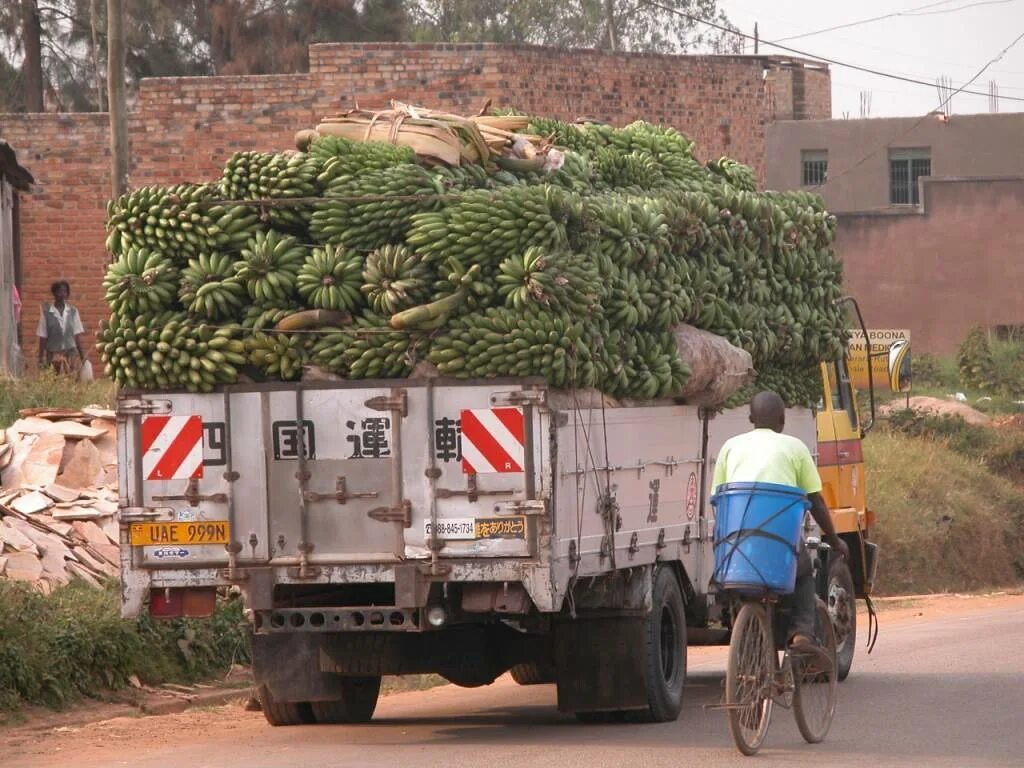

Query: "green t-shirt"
<box><xmin>713</xmin><ymin>428</ymin><xmax>822</xmax><ymax>494</ymax></box>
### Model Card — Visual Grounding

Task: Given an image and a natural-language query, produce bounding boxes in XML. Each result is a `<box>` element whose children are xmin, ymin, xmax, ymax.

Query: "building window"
<box><xmin>801</xmin><ymin>150</ymin><xmax>828</xmax><ymax>186</ymax></box>
<box><xmin>889</xmin><ymin>149</ymin><xmax>931</xmax><ymax>205</ymax></box>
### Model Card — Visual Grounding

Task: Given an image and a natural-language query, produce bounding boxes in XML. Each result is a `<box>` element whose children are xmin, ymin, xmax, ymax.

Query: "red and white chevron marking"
<box><xmin>141</xmin><ymin>415</ymin><xmax>204</xmax><ymax>481</ymax></box>
<box><xmin>461</xmin><ymin>407</ymin><xmax>524</xmax><ymax>474</ymax></box>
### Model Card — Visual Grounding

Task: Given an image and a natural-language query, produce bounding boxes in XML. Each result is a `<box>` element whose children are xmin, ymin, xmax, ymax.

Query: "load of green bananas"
<box><xmin>100</xmin><ymin>112</ymin><xmax>850</xmax><ymax>403</ymax></box>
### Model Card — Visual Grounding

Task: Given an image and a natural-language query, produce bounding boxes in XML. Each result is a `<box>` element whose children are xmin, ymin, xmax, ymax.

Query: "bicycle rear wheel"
<box><xmin>793</xmin><ymin>598</ymin><xmax>838</xmax><ymax>743</ymax></box>
<box><xmin>726</xmin><ymin>602</ymin><xmax>775</xmax><ymax>756</ymax></box>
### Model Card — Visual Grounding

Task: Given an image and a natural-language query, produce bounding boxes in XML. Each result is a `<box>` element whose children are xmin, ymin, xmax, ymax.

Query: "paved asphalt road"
<box><xmin>5</xmin><ymin>595</ymin><xmax>1023</xmax><ymax>768</ymax></box>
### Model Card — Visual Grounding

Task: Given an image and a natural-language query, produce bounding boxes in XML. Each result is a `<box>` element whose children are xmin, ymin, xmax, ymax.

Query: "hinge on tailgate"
<box><xmin>368</xmin><ymin>500</ymin><xmax>411</xmax><ymax>526</ymax></box>
<box><xmin>116</xmin><ymin>398</ymin><xmax>172</xmax><ymax>416</ymax></box>
<box><xmin>489</xmin><ymin>390</ymin><xmax>546</xmax><ymax>407</ymax></box>
<box><xmin>365</xmin><ymin>390</ymin><xmax>407</xmax><ymax>416</ymax></box>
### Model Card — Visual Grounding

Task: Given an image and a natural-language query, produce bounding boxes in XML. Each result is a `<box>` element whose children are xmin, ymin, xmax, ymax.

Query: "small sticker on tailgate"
<box><xmin>424</xmin><ymin>517</ymin><xmax>527</xmax><ymax>541</ymax></box>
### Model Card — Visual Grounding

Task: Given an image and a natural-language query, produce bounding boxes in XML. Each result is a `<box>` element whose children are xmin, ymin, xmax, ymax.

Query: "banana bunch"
<box><xmin>593</xmin><ymin>148</ymin><xmax>664</xmax><ymax>191</ymax></box>
<box><xmin>707</xmin><ymin>157</ymin><xmax>758</xmax><ymax>193</ymax></box>
<box><xmin>725</xmin><ymin>364</ymin><xmax>823</xmax><ymax>410</ymax></box>
<box><xmin>103</xmin><ymin>248</ymin><xmax>179</xmax><ymax>315</ymax></box>
<box><xmin>427</xmin><ymin>308</ymin><xmax>588</xmax><ymax>388</ymax></box>
<box><xmin>97</xmin><ymin>312</ymin><xmax>244</xmax><ymax>392</ymax></box>
<box><xmin>407</xmin><ymin>185</ymin><xmax>576</xmax><ymax>270</ymax></box>
<box><xmin>581</xmin><ymin>194</ymin><xmax>671</xmax><ymax>270</ymax></box>
<box><xmin>362</xmin><ymin>244</ymin><xmax>432</xmax><ymax>315</ymax></box>
<box><xmin>496</xmin><ymin>248</ymin><xmax>600</xmax><ymax>315</ymax></box>
<box><xmin>310</xmin><ymin>164</ymin><xmax>443</xmax><ymax>250</ymax></box>
<box><xmin>242</xmin><ymin>304</ymin><xmax>299</xmax><ymax>331</ymax></box>
<box><xmin>106</xmin><ymin>183</ymin><xmax>219</xmax><ymax>260</ymax></box>
<box><xmin>235</xmin><ymin>230</ymin><xmax>306</xmax><ymax>307</ymax></box>
<box><xmin>312</xmin><ymin>314</ymin><xmax>425</xmax><ymax>379</ymax></box>
<box><xmin>221</xmin><ymin>151</ymin><xmax>320</xmax><ymax>230</ymax></box>
<box><xmin>296</xmin><ymin>245</ymin><xmax>365</xmax><ymax>311</ymax></box>
<box><xmin>310</xmin><ymin>135</ymin><xmax>416</xmax><ymax>186</ymax></box>
<box><xmin>179</xmin><ymin>252</ymin><xmax>246</xmax><ymax>320</ymax></box>
<box><xmin>605</xmin><ymin>330</ymin><xmax>691</xmax><ymax>401</ymax></box>
<box><xmin>246</xmin><ymin>332</ymin><xmax>311</xmax><ymax>381</ymax></box>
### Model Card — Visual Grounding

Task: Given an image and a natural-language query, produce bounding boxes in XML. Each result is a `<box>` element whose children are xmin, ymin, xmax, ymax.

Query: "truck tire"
<box><xmin>310</xmin><ymin>676</ymin><xmax>382</xmax><ymax>724</ymax></box>
<box><xmin>625</xmin><ymin>566</ymin><xmax>687</xmax><ymax>723</ymax></box>
<box><xmin>258</xmin><ymin>685</ymin><xmax>314</xmax><ymax>727</ymax></box>
<box><xmin>510</xmin><ymin>661</ymin><xmax>555</xmax><ymax>686</ymax></box>
<box><xmin>828</xmin><ymin>559</ymin><xmax>857</xmax><ymax>682</ymax></box>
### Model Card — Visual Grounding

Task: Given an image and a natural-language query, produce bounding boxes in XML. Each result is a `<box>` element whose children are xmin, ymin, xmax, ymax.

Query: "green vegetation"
<box><xmin>0</xmin><ymin>582</ymin><xmax>249</xmax><ymax>721</ymax></box>
<box><xmin>867</xmin><ymin>430</ymin><xmax>1024</xmax><ymax>595</ymax></box>
<box><xmin>0</xmin><ymin>371</ymin><xmax>113</xmax><ymax>428</ymax></box>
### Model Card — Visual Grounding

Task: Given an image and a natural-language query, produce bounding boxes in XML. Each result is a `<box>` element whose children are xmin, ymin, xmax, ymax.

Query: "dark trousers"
<box><xmin>789</xmin><ymin>546</ymin><xmax>816</xmax><ymax>639</ymax></box>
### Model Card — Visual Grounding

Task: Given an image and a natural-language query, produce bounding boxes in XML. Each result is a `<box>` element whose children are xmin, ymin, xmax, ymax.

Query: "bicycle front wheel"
<box><xmin>726</xmin><ymin>602</ymin><xmax>775</xmax><ymax>756</ymax></box>
<box><xmin>793</xmin><ymin>598</ymin><xmax>838</xmax><ymax>743</ymax></box>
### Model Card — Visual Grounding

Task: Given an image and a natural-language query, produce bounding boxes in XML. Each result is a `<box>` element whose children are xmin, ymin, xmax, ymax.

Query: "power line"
<box><xmin>815</xmin><ymin>28</ymin><xmax>1024</xmax><ymax>190</ymax></box>
<box><xmin>643</xmin><ymin>0</ymin><xmax>1024</xmax><ymax>103</ymax></box>
<box><xmin>774</xmin><ymin>0</ymin><xmax>1018</xmax><ymax>42</ymax></box>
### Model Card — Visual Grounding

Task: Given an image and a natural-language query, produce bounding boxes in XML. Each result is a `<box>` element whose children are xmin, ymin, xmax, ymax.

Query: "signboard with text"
<box><xmin>848</xmin><ymin>329</ymin><xmax>912</xmax><ymax>393</ymax></box>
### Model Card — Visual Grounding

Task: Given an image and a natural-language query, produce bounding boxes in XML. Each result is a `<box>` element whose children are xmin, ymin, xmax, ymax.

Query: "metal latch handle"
<box><xmin>303</xmin><ymin>476</ymin><xmax>379</xmax><ymax>505</ymax></box>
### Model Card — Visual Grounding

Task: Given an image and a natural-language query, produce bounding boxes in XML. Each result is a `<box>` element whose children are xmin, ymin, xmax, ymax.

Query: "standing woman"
<box><xmin>37</xmin><ymin>280</ymin><xmax>86</xmax><ymax>375</ymax></box>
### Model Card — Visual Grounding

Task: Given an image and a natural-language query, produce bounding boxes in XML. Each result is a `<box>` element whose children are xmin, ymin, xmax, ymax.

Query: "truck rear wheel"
<box><xmin>510</xmin><ymin>661</ymin><xmax>555</xmax><ymax>686</ymax></box>
<box><xmin>625</xmin><ymin>566</ymin><xmax>687</xmax><ymax>723</ymax></box>
<box><xmin>258</xmin><ymin>685</ymin><xmax>314</xmax><ymax>727</ymax></box>
<box><xmin>310</xmin><ymin>676</ymin><xmax>382</xmax><ymax>724</ymax></box>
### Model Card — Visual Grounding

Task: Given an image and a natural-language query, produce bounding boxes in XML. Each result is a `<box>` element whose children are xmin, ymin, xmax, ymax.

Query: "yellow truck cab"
<box><xmin>814</xmin><ymin>298</ymin><xmax>894</xmax><ymax>680</ymax></box>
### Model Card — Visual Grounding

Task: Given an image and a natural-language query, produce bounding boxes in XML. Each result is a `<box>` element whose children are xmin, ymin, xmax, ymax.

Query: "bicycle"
<box><xmin>723</xmin><ymin>561</ymin><xmax>838</xmax><ymax>755</ymax></box>
<box><xmin>709</xmin><ymin>482</ymin><xmax>839</xmax><ymax>756</ymax></box>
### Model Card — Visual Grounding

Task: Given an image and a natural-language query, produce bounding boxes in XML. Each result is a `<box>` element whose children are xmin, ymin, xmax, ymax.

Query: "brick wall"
<box><xmin>0</xmin><ymin>43</ymin><xmax>830</xmax><ymax>366</ymax></box>
<box><xmin>838</xmin><ymin>176</ymin><xmax>1024</xmax><ymax>354</ymax></box>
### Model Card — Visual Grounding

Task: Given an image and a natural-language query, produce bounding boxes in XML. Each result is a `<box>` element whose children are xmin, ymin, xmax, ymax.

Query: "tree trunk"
<box><xmin>107</xmin><ymin>0</ymin><xmax>129</xmax><ymax>198</ymax></box>
<box><xmin>603</xmin><ymin>0</ymin><xmax>619</xmax><ymax>52</ymax></box>
<box><xmin>21</xmin><ymin>0</ymin><xmax>44</xmax><ymax>111</ymax></box>
<box><xmin>90</xmin><ymin>0</ymin><xmax>105</xmax><ymax>111</ymax></box>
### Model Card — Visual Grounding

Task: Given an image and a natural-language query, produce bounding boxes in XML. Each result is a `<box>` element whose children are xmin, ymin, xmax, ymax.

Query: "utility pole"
<box><xmin>754</xmin><ymin>23</ymin><xmax>759</xmax><ymax>55</ymax></box>
<box><xmin>107</xmin><ymin>0</ymin><xmax>129</xmax><ymax>198</ymax></box>
<box><xmin>21</xmin><ymin>0</ymin><xmax>44</xmax><ymax>112</ymax></box>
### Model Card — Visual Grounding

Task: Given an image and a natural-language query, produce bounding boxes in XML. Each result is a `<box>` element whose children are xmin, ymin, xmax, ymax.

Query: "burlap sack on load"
<box><xmin>672</xmin><ymin>324</ymin><xmax>754</xmax><ymax>407</ymax></box>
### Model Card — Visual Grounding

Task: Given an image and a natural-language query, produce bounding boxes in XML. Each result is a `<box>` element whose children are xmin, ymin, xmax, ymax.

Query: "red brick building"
<box><xmin>0</xmin><ymin>43</ymin><xmax>830</xmax><ymax>365</ymax></box>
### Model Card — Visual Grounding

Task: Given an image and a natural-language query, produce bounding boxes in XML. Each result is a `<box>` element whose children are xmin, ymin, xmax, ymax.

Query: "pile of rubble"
<box><xmin>0</xmin><ymin>406</ymin><xmax>120</xmax><ymax>591</ymax></box>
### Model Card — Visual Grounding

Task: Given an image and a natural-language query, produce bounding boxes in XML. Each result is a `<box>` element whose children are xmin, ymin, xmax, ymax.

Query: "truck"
<box><xmin>117</xmin><ymin>309</ymin><xmax>887</xmax><ymax>725</ymax></box>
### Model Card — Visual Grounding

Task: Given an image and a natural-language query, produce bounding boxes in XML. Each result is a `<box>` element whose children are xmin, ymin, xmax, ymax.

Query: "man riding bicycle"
<box><xmin>713</xmin><ymin>390</ymin><xmax>850</xmax><ymax>657</ymax></box>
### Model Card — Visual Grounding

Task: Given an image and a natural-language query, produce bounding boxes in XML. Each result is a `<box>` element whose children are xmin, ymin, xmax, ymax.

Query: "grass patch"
<box><xmin>0</xmin><ymin>371</ymin><xmax>113</xmax><ymax>427</ymax></box>
<box><xmin>866</xmin><ymin>431</ymin><xmax>1024</xmax><ymax>595</ymax></box>
<box><xmin>0</xmin><ymin>582</ymin><xmax>250</xmax><ymax>722</ymax></box>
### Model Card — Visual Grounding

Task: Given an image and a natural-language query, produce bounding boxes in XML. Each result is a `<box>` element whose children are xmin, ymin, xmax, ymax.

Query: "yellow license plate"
<box><xmin>130</xmin><ymin>521</ymin><xmax>230</xmax><ymax>547</ymax></box>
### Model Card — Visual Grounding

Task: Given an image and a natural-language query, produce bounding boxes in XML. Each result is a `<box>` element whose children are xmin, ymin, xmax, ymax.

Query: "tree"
<box><xmin>409</xmin><ymin>0</ymin><xmax>740</xmax><ymax>53</ymax></box>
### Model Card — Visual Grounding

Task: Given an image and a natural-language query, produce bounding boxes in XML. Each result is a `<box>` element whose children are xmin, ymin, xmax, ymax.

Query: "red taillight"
<box><xmin>149</xmin><ymin>587</ymin><xmax>217</xmax><ymax>619</ymax></box>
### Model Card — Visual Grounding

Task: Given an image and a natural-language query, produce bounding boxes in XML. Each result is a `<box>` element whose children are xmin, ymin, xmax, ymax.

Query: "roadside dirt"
<box><xmin>2</xmin><ymin>590</ymin><xmax>1021</xmax><ymax>768</ymax></box>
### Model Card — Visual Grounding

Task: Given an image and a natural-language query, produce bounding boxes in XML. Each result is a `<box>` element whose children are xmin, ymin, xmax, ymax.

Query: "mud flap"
<box><xmin>252</xmin><ymin>633</ymin><xmax>348</xmax><ymax>703</ymax></box>
<box><xmin>554</xmin><ymin>615</ymin><xmax>648</xmax><ymax>713</ymax></box>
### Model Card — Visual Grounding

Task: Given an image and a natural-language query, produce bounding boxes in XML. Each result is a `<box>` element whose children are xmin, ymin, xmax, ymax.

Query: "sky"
<box><xmin>714</xmin><ymin>0</ymin><xmax>1024</xmax><ymax>118</ymax></box>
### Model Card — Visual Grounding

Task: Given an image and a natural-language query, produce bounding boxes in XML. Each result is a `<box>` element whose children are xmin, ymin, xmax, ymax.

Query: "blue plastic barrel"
<box><xmin>711</xmin><ymin>481</ymin><xmax>810</xmax><ymax>595</ymax></box>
